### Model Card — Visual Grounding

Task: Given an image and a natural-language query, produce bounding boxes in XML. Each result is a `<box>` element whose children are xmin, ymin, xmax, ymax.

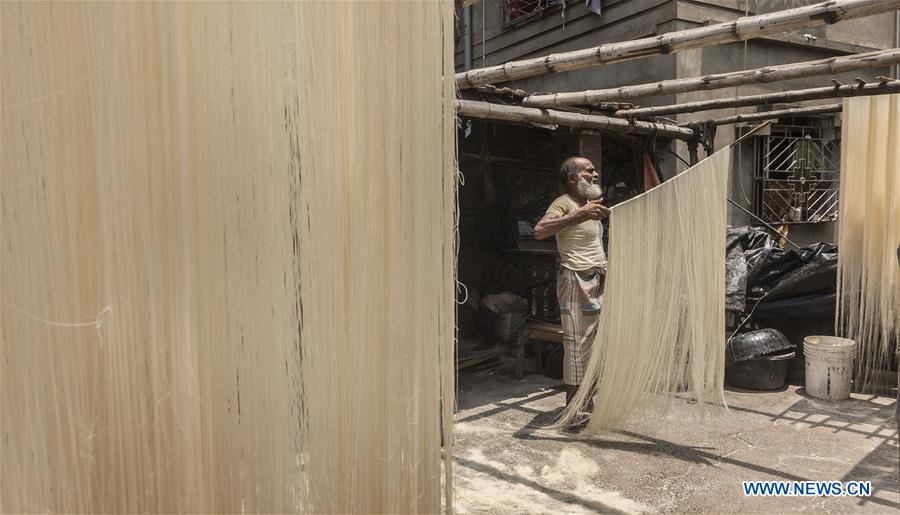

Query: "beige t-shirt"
<box><xmin>545</xmin><ymin>194</ymin><xmax>608</xmax><ymax>271</ymax></box>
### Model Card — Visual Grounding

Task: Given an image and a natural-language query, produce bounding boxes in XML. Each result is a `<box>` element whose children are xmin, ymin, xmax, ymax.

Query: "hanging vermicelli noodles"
<box><xmin>557</xmin><ymin>148</ymin><xmax>730</xmax><ymax>432</ymax></box>
<box><xmin>1</xmin><ymin>1</ymin><xmax>456</xmax><ymax>513</ymax></box>
<box><xmin>837</xmin><ymin>95</ymin><xmax>900</xmax><ymax>393</ymax></box>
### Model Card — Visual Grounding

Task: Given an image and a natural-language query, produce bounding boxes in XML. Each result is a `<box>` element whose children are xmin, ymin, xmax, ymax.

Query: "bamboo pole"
<box><xmin>524</xmin><ymin>48</ymin><xmax>900</xmax><ymax>108</ymax></box>
<box><xmin>684</xmin><ymin>103</ymin><xmax>843</xmax><ymax>126</ymax></box>
<box><xmin>455</xmin><ymin>0</ymin><xmax>900</xmax><ymax>89</ymax></box>
<box><xmin>617</xmin><ymin>79</ymin><xmax>900</xmax><ymax>118</ymax></box>
<box><xmin>454</xmin><ymin>99</ymin><xmax>695</xmax><ymax>140</ymax></box>
<box><xmin>733</xmin><ymin>120</ymin><xmax>774</xmax><ymax>146</ymax></box>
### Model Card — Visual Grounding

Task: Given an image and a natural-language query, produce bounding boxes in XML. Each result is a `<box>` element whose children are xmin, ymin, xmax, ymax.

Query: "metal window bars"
<box><xmin>504</xmin><ymin>0</ymin><xmax>564</xmax><ymax>26</ymax></box>
<box><xmin>753</xmin><ymin>124</ymin><xmax>840</xmax><ymax>224</ymax></box>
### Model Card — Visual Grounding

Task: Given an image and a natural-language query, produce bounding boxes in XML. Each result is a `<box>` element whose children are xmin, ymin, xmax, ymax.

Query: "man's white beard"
<box><xmin>576</xmin><ymin>178</ymin><xmax>603</xmax><ymax>200</ymax></box>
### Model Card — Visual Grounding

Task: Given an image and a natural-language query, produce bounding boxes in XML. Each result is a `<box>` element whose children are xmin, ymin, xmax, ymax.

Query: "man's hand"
<box><xmin>577</xmin><ymin>198</ymin><xmax>609</xmax><ymax>221</ymax></box>
<box><xmin>534</xmin><ymin>198</ymin><xmax>609</xmax><ymax>240</ymax></box>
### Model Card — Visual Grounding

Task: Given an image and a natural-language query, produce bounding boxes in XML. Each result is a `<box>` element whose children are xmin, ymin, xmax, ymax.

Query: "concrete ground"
<box><xmin>453</xmin><ymin>359</ymin><xmax>899</xmax><ymax>514</ymax></box>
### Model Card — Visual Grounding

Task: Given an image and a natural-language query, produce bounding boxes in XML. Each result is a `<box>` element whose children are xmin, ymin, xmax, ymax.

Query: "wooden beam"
<box><xmin>685</xmin><ymin>103</ymin><xmax>843</xmax><ymax>126</ymax></box>
<box><xmin>616</xmin><ymin>79</ymin><xmax>900</xmax><ymax>118</ymax></box>
<box><xmin>523</xmin><ymin>48</ymin><xmax>900</xmax><ymax>108</ymax></box>
<box><xmin>455</xmin><ymin>0</ymin><xmax>900</xmax><ymax>89</ymax></box>
<box><xmin>455</xmin><ymin>100</ymin><xmax>695</xmax><ymax>140</ymax></box>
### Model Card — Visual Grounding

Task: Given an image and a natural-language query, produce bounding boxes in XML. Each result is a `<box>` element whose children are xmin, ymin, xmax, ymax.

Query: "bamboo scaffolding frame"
<box><xmin>684</xmin><ymin>103</ymin><xmax>843</xmax><ymax>126</ymax></box>
<box><xmin>617</xmin><ymin>79</ymin><xmax>900</xmax><ymax>118</ymax></box>
<box><xmin>455</xmin><ymin>99</ymin><xmax>695</xmax><ymax>140</ymax></box>
<box><xmin>455</xmin><ymin>0</ymin><xmax>900</xmax><ymax>89</ymax></box>
<box><xmin>523</xmin><ymin>48</ymin><xmax>900</xmax><ymax>108</ymax></box>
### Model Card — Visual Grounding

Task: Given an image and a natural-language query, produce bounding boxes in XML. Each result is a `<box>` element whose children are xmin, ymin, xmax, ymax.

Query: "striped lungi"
<box><xmin>557</xmin><ymin>267</ymin><xmax>605</xmax><ymax>386</ymax></box>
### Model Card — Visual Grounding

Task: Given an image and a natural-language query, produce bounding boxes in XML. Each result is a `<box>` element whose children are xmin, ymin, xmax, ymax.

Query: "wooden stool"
<box><xmin>515</xmin><ymin>320</ymin><xmax>564</xmax><ymax>379</ymax></box>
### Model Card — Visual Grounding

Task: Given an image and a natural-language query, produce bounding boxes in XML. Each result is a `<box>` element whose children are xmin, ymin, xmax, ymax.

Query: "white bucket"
<box><xmin>803</xmin><ymin>336</ymin><xmax>856</xmax><ymax>401</ymax></box>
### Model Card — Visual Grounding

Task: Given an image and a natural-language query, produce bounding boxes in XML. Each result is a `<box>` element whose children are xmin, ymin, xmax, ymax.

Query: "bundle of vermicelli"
<box><xmin>557</xmin><ymin>148</ymin><xmax>730</xmax><ymax>432</ymax></box>
<box><xmin>1</xmin><ymin>1</ymin><xmax>455</xmax><ymax>513</ymax></box>
<box><xmin>837</xmin><ymin>95</ymin><xmax>900</xmax><ymax>393</ymax></box>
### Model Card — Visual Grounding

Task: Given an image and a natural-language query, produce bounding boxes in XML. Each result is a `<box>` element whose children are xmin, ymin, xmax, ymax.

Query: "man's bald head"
<box><xmin>559</xmin><ymin>156</ymin><xmax>592</xmax><ymax>187</ymax></box>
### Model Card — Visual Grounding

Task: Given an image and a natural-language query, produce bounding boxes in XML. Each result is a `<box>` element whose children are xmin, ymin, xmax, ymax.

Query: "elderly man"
<box><xmin>533</xmin><ymin>156</ymin><xmax>609</xmax><ymax>407</ymax></box>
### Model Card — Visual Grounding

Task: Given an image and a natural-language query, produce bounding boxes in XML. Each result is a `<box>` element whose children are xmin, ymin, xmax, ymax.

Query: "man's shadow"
<box><xmin>513</xmin><ymin>407</ymin><xmax>828</xmax><ymax>483</ymax></box>
<box><xmin>513</xmin><ymin>407</ymin><xmax>724</xmax><ymax>467</ymax></box>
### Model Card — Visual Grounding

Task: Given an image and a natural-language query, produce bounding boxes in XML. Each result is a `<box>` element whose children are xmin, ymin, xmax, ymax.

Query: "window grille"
<box><xmin>753</xmin><ymin>124</ymin><xmax>840</xmax><ymax>224</ymax></box>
